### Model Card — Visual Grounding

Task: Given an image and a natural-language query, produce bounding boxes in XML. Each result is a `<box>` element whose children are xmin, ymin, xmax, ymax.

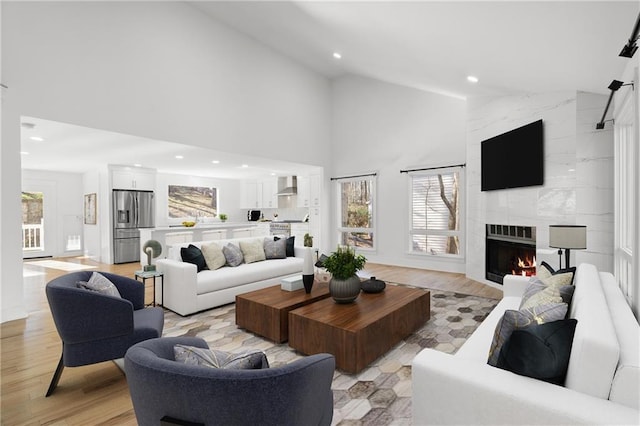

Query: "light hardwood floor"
<box><xmin>1</xmin><ymin>257</ymin><xmax>501</xmax><ymax>425</ymax></box>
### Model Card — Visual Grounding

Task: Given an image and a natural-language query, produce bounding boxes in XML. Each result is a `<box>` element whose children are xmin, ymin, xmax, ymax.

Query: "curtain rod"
<box><xmin>400</xmin><ymin>163</ymin><xmax>466</xmax><ymax>174</ymax></box>
<box><xmin>330</xmin><ymin>172</ymin><xmax>377</xmax><ymax>181</ymax></box>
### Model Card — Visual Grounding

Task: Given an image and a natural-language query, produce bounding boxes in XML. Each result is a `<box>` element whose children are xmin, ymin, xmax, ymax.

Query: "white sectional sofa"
<box><xmin>412</xmin><ymin>263</ymin><xmax>639</xmax><ymax>425</ymax></box>
<box><xmin>156</xmin><ymin>237</ymin><xmax>304</xmax><ymax>316</ymax></box>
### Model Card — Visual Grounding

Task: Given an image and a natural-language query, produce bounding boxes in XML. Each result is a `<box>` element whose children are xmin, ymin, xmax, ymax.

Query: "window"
<box><xmin>337</xmin><ymin>177</ymin><xmax>375</xmax><ymax>250</ymax></box>
<box><xmin>409</xmin><ymin>167</ymin><xmax>463</xmax><ymax>257</ymax></box>
<box><xmin>168</xmin><ymin>185</ymin><xmax>218</xmax><ymax>218</ymax></box>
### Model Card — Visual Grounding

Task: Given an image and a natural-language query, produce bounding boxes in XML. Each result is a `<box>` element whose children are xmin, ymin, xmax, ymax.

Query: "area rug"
<box><xmin>24</xmin><ymin>260</ymin><xmax>97</xmax><ymax>272</ymax></box>
<box><xmin>162</xmin><ymin>285</ymin><xmax>498</xmax><ymax>426</ymax></box>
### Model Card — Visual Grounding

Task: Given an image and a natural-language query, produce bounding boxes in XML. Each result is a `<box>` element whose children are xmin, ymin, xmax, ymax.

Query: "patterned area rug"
<box><xmin>162</xmin><ymin>284</ymin><xmax>498</xmax><ymax>426</ymax></box>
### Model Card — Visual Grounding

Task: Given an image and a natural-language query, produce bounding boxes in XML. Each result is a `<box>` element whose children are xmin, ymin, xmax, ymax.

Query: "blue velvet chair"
<box><xmin>45</xmin><ymin>271</ymin><xmax>164</xmax><ymax>396</ymax></box>
<box><xmin>124</xmin><ymin>337</ymin><xmax>335</xmax><ymax>426</ymax></box>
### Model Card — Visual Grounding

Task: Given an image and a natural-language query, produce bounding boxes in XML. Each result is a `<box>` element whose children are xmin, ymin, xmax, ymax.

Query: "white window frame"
<box><xmin>407</xmin><ymin>166</ymin><xmax>465</xmax><ymax>259</ymax></box>
<box><xmin>335</xmin><ymin>175</ymin><xmax>377</xmax><ymax>252</ymax></box>
<box><xmin>614</xmin><ymin>88</ymin><xmax>637</xmax><ymax>308</ymax></box>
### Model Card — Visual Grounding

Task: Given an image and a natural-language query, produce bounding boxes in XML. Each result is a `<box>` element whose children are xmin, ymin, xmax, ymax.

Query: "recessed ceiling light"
<box><xmin>467</xmin><ymin>75</ymin><xmax>479</xmax><ymax>83</ymax></box>
<box><xmin>333</xmin><ymin>52</ymin><xmax>342</xmax><ymax>59</ymax></box>
<box><xmin>270</xmin><ymin>172</ymin><xmax>276</xmax><ymax>176</ymax></box>
<box><xmin>211</xmin><ymin>160</ymin><xmax>220</xmax><ymax>164</ymax></box>
<box><xmin>21</xmin><ymin>151</ymin><xmax>29</xmax><ymax>155</ymax></box>
<box><xmin>241</xmin><ymin>164</ymin><xmax>249</xmax><ymax>168</ymax></box>
<box><xmin>29</xmin><ymin>136</ymin><xmax>44</xmax><ymax>142</ymax></box>
<box><xmin>133</xmin><ymin>163</ymin><xmax>142</xmax><ymax>167</ymax></box>
<box><xmin>175</xmin><ymin>155</ymin><xmax>184</xmax><ymax>159</ymax></box>
<box><xmin>568</xmin><ymin>168</ymin><xmax>575</xmax><ymax>172</ymax></box>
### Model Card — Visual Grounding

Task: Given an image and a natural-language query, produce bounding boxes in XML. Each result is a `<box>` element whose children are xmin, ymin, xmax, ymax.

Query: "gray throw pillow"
<box><xmin>173</xmin><ymin>344</ymin><xmax>269</xmax><ymax>370</ymax></box>
<box><xmin>521</xmin><ymin>277</ymin><xmax>575</xmax><ymax>308</ymax></box>
<box><xmin>222</xmin><ymin>243</ymin><xmax>244</xmax><ymax>267</ymax></box>
<box><xmin>487</xmin><ymin>302</ymin><xmax>568</xmax><ymax>366</ymax></box>
<box><xmin>263</xmin><ymin>238</ymin><xmax>286</xmax><ymax>259</ymax></box>
<box><xmin>77</xmin><ymin>272</ymin><xmax>121</xmax><ymax>298</ymax></box>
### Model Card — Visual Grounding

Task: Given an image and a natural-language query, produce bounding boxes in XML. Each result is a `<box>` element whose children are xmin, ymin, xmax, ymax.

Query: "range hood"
<box><xmin>276</xmin><ymin>176</ymin><xmax>297</xmax><ymax>196</ymax></box>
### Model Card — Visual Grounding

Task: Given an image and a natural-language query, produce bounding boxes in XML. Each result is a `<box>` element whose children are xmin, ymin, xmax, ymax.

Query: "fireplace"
<box><xmin>486</xmin><ymin>224</ymin><xmax>536</xmax><ymax>284</ymax></box>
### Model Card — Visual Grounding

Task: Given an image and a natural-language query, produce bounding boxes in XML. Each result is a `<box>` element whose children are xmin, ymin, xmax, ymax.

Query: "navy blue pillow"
<box><xmin>274</xmin><ymin>236</ymin><xmax>295</xmax><ymax>257</ymax></box>
<box><xmin>181</xmin><ymin>244</ymin><xmax>208</xmax><ymax>272</ymax></box>
<box><xmin>496</xmin><ymin>318</ymin><xmax>577</xmax><ymax>385</ymax></box>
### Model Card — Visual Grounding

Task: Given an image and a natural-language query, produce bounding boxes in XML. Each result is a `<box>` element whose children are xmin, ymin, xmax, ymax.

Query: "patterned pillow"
<box><xmin>487</xmin><ymin>302</ymin><xmax>568</xmax><ymax>366</ymax></box>
<box><xmin>520</xmin><ymin>285</ymin><xmax>563</xmax><ymax>310</ymax></box>
<box><xmin>201</xmin><ymin>242</ymin><xmax>226</xmax><ymax>270</ymax></box>
<box><xmin>222</xmin><ymin>243</ymin><xmax>244</xmax><ymax>267</ymax></box>
<box><xmin>496</xmin><ymin>319</ymin><xmax>578</xmax><ymax>385</ymax></box>
<box><xmin>181</xmin><ymin>244</ymin><xmax>208</xmax><ymax>272</ymax></box>
<box><xmin>264</xmin><ymin>238</ymin><xmax>286</xmax><ymax>259</ymax></box>
<box><xmin>521</xmin><ymin>277</ymin><xmax>575</xmax><ymax>308</ymax></box>
<box><xmin>173</xmin><ymin>344</ymin><xmax>269</xmax><ymax>370</ymax></box>
<box><xmin>538</xmin><ymin>261</ymin><xmax>576</xmax><ymax>287</ymax></box>
<box><xmin>77</xmin><ymin>272</ymin><xmax>121</xmax><ymax>298</ymax></box>
<box><xmin>239</xmin><ymin>239</ymin><xmax>266</xmax><ymax>264</ymax></box>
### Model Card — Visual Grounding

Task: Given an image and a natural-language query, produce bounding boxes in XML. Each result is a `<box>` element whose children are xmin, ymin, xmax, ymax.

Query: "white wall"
<box><xmin>1</xmin><ymin>1</ymin><xmax>332</xmax><ymax>322</ymax></box>
<box><xmin>466</xmin><ymin>91</ymin><xmax>614</xmax><ymax>288</ymax></box>
<box><xmin>331</xmin><ymin>74</ymin><xmax>467</xmax><ymax>272</ymax></box>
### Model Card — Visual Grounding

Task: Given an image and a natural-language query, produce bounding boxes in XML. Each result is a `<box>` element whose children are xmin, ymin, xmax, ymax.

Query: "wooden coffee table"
<box><xmin>235</xmin><ymin>281</ymin><xmax>330</xmax><ymax>343</ymax></box>
<box><xmin>288</xmin><ymin>285</ymin><xmax>430</xmax><ymax>374</ymax></box>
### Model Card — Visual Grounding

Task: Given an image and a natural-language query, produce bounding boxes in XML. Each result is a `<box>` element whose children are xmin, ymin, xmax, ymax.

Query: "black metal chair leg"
<box><xmin>45</xmin><ymin>354</ymin><xmax>64</xmax><ymax>397</ymax></box>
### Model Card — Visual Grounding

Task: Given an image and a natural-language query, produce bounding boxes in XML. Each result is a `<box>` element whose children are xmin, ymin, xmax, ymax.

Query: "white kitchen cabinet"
<box><xmin>241</xmin><ymin>181</ymin><xmax>262</xmax><ymax>209</ymax></box>
<box><xmin>261</xmin><ymin>178</ymin><xmax>278</xmax><ymax>209</ymax></box>
<box><xmin>112</xmin><ymin>168</ymin><xmax>156</xmax><ymax>191</ymax></box>
<box><xmin>291</xmin><ymin>223</ymin><xmax>310</xmax><ymax>246</ymax></box>
<box><xmin>309</xmin><ymin>174</ymin><xmax>321</xmax><ymax>207</ymax></box>
<box><xmin>296</xmin><ymin>175</ymin><xmax>310</xmax><ymax>207</ymax></box>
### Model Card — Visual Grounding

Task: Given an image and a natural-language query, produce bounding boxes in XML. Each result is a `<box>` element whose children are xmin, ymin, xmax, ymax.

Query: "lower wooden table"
<box><xmin>288</xmin><ymin>285</ymin><xmax>430</xmax><ymax>374</ymax></box>
<box><xmin>235</xmin><ymin>281</ymin><xmax>330</xmax><ymax>343</ymax></box>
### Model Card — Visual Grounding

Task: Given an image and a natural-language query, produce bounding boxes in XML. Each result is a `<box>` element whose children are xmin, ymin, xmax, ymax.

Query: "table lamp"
<box><xmin>549</xmin><ymin>225</ymin><xmax>587</xmax><ymax>269</ymax></box>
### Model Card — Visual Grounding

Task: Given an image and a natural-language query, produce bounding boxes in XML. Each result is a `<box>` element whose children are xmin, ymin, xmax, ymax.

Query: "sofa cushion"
<box><xmin>496</xmin><ymin>318</ymin><xmax>577</xmax><ymax>385</ymax></box>
<box><xmin>201</xmin><ymin>242</ymin><xmax>226</xmax><ymax>270</ymax></box>
<box><xmin>223</xmin><ymin>243</ymin><xmax>244</xmax><ymax>267</ymax></box>
<box><xmin>487</xmin><ymin>302</ymin><xmax>568</xmax><ymax>366</ymax></box>
<box><xmin>173</xmin><ymin>344</ymin><xmax>269</xmax><ymax>369</ymax></box>
<box><xmin>521</xmin><ymin>277</ymin><xmax>575</xmax><ymax>308</ymax></box>
<box><xmin>600</xmin><ymin>272</ymin><xmax>639</xmax><ymax>409</ymax></box>
<box><xmin>274</xmin><ymin>236</ymin><xmax>295</xmax><ymax>257</ymax></box>
<box><xmin>181</xmin><ymin>244</ymin><xmax>208</xmax><ymax>272</ymax></box>
<box><xmin>565</xmin><ymin>264</ymin><xmax>620</xmax><ymax>400</ymax></box>
<box><xmin>520</xmin><ymin>285</ymin><xmax>563</xmax><ymax>310</ymax></box>
<box><xmin>196</xmin><ymin>257</ymin><xmax>304</xmax><ymax>295</ymax></box>
<box><xmin>77</xmin><ymin>272</ymin><xmax>122</xmax><ymax>298</ymax></box>
<box><xmin>264</xmin><ymin>238</ymin><xmax>286</xmax><ymax>259</ymax></box>
<box><xmin>239</xmin><ymin>239</ymin><xmax>266</xmax><ymax>264</ymax></box>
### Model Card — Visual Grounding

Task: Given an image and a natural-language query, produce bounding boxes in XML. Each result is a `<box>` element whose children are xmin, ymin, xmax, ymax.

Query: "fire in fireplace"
<box><xmin>486</xmin><ymin>224</ymin><xmax>536</xmax><ymax>284</ymax></box>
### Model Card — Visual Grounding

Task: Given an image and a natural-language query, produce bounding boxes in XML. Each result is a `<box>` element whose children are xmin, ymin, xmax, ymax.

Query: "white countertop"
<box><xmin>145</xmin><ymin>222</ymin><xmax>259</xmax><ymax>232</ymax></box>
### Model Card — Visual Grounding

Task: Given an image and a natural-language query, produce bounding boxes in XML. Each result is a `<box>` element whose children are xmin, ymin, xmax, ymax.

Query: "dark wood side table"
<box><xmin>235</xmin><ymin>281</ymin><xmax>330</xmax><ymax>343</ymax></box>
<box><xmin>134</xmin><ymin>270</ymin><xmax>164</xmax><ymax>307</ymax></box>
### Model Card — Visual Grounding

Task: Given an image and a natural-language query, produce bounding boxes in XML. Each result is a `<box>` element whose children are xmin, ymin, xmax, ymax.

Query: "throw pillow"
<box><xmin>222</xmin><ymin>243</ymin><xmax>244</xmax><ymax>267</ymax></box>
<box><xmin>239</xmin><ymin>239</ymin><xmax>266</xmax><ymax>264</ymax></box>
<box><xmin>201</xmin><ymin>242</ymin><xmax>226</xmax><ymax>270</ymax></box>
<box><xmin>263</xmin><ymin>238</ymin><xmax>286</xmax><ymax>259</ymax></box>
<box><xmin>181</xmin><ymin>244</ymin><xmax>208</xmax><ymax>272</ymax></box>
<box><xmin>521</xmin><ymin>277</ymin><xmax>576</xmax><ymax>308</ymax></box>
<box><xmin>173</xmin><ymin>344</ymin><xmax>269</xmax><ymax>370</ymax></box>
<box><xmin>487</xmin><ymin>302</ymin><xmax>568</xmax><ymax>366</ymax></box>
<box><xmin>77</xmin><ymin>272</ymin><xmax>122</xmax><ymax>298</ymax></box>
<box><xmin>274</xmin><ymin>236</ymin><xmax>295</xmax><ymax>257</ymax></box>
<box><xmin>496</xmin><ymin>319</ymin><xmax>578</xmax><ymax>385</ymax></box>
<box><xmin>519</xmin><ymin>285</ymin><xmax>563</xmax><ymax>311</ymax></box>
<box><xmin>538</xmin><ymin>261</ymin><xmax>577</xmax><ymax>286</ymax></box>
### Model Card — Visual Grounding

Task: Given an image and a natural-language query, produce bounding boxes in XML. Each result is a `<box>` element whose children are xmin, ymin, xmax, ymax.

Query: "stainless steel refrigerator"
<box><xmin>113</xmin><ymin>190</ymin><xmax>155</xmax><ymax>263</ymax></box>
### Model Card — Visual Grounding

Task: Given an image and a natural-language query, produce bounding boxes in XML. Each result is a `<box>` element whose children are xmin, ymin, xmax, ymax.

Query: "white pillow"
<box><xmin>201</xmin><ymin>242</ymin><xmax>226</xmax><ymax>270</ymax></box>
<box><xmin>239</xmin><ymin>239</ymin><xmax>266</xmax><ymax>264</ymax></box>
<box><xmin>78</xmin><ymin>272</ymin><xmax>122</xmax><ymax>298</ymax></box>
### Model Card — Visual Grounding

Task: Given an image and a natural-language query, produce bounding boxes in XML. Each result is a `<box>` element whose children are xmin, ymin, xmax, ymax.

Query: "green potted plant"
<box><xmin>322</xmin><ymin>245</ymin><xmax>366</xmax><ymax>303</ymax></box>
<box><xmin>219</xmin><ymin>213</ymin><xmax>228</xmax><ymax>222</ymax></box>
<box><xmin>303</xmin><ymin>233</ymin><xmax>313</xmax><ymax>247</ymax></box>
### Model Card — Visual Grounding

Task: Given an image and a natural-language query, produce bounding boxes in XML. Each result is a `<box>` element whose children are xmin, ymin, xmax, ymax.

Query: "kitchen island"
<box><xmin>139</xmin><ymin>222</ymin><xmax>269</xmax><ymax>265</ymax></box>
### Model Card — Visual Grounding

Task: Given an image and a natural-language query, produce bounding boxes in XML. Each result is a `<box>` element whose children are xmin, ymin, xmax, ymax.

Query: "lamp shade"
<box><xmin>549</xmin><ymin>225</ymin><xmax>587</xmax><ymax>249</ymax></box>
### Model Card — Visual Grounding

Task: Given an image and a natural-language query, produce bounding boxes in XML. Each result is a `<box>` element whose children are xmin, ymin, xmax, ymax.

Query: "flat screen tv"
<box><xmin>481</xmin><ymin>119</ymin><xmax>544</xmax><ymax>191</ymax></box>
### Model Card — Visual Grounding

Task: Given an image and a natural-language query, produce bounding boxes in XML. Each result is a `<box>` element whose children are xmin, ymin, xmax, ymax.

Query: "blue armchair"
<box><xmin>124</xmin><ymin>337</ymin><xmax>335</xmax><ymax>426</ymax></box>
<box><xmin>45</xmin><ymin>271</ymin><xmax>164</xmax><ymax>396</ymax></box>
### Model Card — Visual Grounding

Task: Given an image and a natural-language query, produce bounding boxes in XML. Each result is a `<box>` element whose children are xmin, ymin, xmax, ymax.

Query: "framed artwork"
<box><xmin>84</xmin><ymin>193</ymin><xmax>97</xmax><ymax>225</ymax></box>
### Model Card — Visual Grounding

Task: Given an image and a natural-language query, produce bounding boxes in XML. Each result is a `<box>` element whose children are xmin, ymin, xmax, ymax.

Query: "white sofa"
<box><xmin>412</xmin><ymin>263</ymin><xmax>639</xmax><ymax>425</ymax></box>
<box><xmin>156</xmin><ymin>237</ymin><xmax>304</xmax><ymax>316</ymax></box>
